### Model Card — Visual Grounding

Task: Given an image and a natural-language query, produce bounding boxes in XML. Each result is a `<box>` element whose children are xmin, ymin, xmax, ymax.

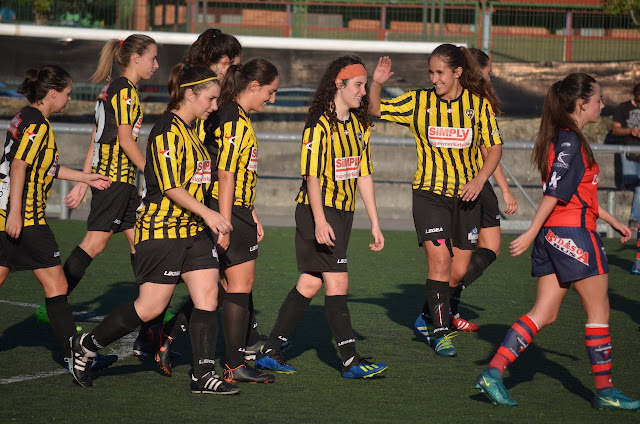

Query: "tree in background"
<box><xmin>604</xmin><ymin>0</ymin><xmax>640</xmax><ymax>31</ymax></box>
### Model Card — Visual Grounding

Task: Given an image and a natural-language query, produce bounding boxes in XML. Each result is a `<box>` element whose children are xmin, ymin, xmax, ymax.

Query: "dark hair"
<box><xmin>633</xmin><ymin>83</ymin><xmax>640</xmax><ymax>97</ymax></box>
<box><xmin>183</xmin><ymin>28</ymin><xmax>242</xmax><ymax>69</ymax></box>
<box><xmin>91</xmin><ymin>34</ymin><xmax>156</xmax><ymax>83</ymax></box>
<box><xmin>307</xmin><ymin>55</ymin><xmax>371</xmax><ymax>132</ymax></box>
<box><xmin>166</xmin><ymin>64</ymin><xmax>219</xmax><ymax>112</ymax></box>
<box><xmin>219</xmin><ymin>58</ymin><xmax>278</xmax><ymax>108</ymax></box>
<box><xmin>429</xmin><ymin>43</ymin><xmax>501</xmax><ymax>114</ymax></box>
<box><xmin>532</xmin><ymin>72</ymin><xmax>597</xmax><ymax>180</ymax></box>
<box><xmin>17</xmin><ymin>65</ymin><xmax>71</xmax><ymax>103</ymax></box>
<box><xmin>469</xmin><ymin>48</ymin><xmax>490</xmax><ymax>70</ymax></box>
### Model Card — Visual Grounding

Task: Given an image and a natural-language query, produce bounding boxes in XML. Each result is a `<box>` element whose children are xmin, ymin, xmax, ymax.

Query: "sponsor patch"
<box><xmin>335</xmin><ymin>156</ymin><xmax>360</xmax><ymax>181</ymax></box>
<box><xmin>46</xmin><ymin>153</ymin><xmax>59</xmax><ymax>177</ymax></box>
<box><xmin>552</xmin><ymin>151</ymin><xmax>570</xmax><ymax>169</ymax></box>
<box><xmin>0</xmin><ymin>179</ymin><xmax>10</xmax><ymax>209</ymax></box>
<box><xmin>132</xmin><ymin>116</ymin><xmax>143</xmax><ymax>138</ymax></box>
<box><xmin>468</xmin><ymin>226</ymin><xmax>479</xmax><ymax>243</ymax></box>
<box><xmin>544</xmin><ymin>229</ymin><xmax>589</xmax><ymax>265</ymax></box>
<box><xmin>592</xmin><ymin>174</ymin><xmax>599</xmax><ymax>185</ymax></box>
<box><xmin>8</xmin><ymin>113</ymin><xmax>21</xmax><ymax>139</ymax></box>
<box><xmin>428</xmin><ymin>126</ymin><xmax>472</xmax><ymax>149</ymax></box>
<box><xmin>191</xmin><ymin>160</ymin><xmax>212</xmax><ymax>184</ymax></box>
<box><xmin>549</xmin><ymin>171</ymin><xmax>561</xmax><ymax>189</ymax></box>
<box><xmin>247</xmin><ymin>147</ymin><xmax>258</xmax><ymax>172</ymax></box>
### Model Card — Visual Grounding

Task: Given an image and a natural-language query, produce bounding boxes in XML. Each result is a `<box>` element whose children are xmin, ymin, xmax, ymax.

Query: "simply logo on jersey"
<box><xmin>468</xmin><ymin>226</ymin><xmax>479</xmax><ymax>243</ymax></box>
<box><xmin>303</xmin><ymin>139</ymin><xmax>319</xmax><ymax>153</ymax></box>
<box><xmin>247</xmin><ymin>147</ymin><xmax>258</xmax><ymax>172</ymax></box>
<box><xmin>335</xmin><ymin>156</ymin><xmax>360</xmax><ymax>181</ymax></box>
<box><xmin>191</xmin><ymin>160</ymin><xmax>212</xmax><ymax>184</ymax></box>
<box><xmin>160</xmin><ymin>146</ymin><xmax>175</xmax><ymax>160</ymax></box>
<box><xmin>46</xmin><ymin>153</ymin><xmax>59</xmax><ymax>177</ymax></box>
<box><xmin>549</xmin><ymin>171</ymin><xmax>562</xmax><ymax>189</ymax></box>
<box><xmin>428</xmin><ymin>126</ymin><xmax>472</xmax><ymax>149</ymax></box>
<box><xmin>553</xmin><ymin>151</ymin><xmax>570</xmax><ymax>168</ymax></box>
<box><xmin>544</xmin><ymin>229</ymin><xmax>589</xmax><ymax>265</ymax></box>
<box><xmin>425</xmin><ymin>227</ymin><xmax>443</xmax><ymax>234</ymax></box>
<box><xmin>464</xmin><ymin>109</ymin><xmax>474</xmax><ymax>120</ymax></box>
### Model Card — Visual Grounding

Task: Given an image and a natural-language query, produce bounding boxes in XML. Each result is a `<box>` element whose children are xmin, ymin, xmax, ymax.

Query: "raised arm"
<box><xmin>368</xmin><ymin>56</ymin><xmax>393</xmax><ymax>118</ymax></box>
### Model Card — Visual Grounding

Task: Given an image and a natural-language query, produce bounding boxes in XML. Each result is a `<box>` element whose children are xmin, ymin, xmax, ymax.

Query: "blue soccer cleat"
<box><xmin>434</xmin><ymin>332</ymin><xmax>458</xmax><ymax>357</ymax></box>
<box><xmin>475</xmin><ymin>368</ymin><xmax>518</xmax><ymax>406</ymax></box>
<box><xmin>414</xmin><ymin>314</ymin><xmax>436</xmax><ymax>347</ymax></box>
<box><xmin>631</xmin><ymin>260</ymin><xmax>640</xmax><ymax>275</ymax></box>
<box><xmin>255</xmin><ymin>347</ymin><xmax>297</xmax><ymax>374</ymax></box>
<box><xmin>342</xmin><ymin>357</ymin><xmax>388</xmax><ymax>379</ymax></box>
<box><xmin>592</xmin><ymin>387</ymin><xmax>640</xmax><ymax>411</ymax></box>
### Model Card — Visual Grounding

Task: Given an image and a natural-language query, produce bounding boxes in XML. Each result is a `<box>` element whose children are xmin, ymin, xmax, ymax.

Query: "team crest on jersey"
<box><xmin>545</xmin><ymin>229</ymin><xmax>589</xmax><ymax>265</ymax></box>
<box><xmin>464</xmin><ymin>109</ymin><xmax>474</xmax><ymax>120</ymax></box>
<box><xmin>468</xmin><ymin>227</ymin><xmax>479</xmax><ymax>243</ymax></box>
<box><xmin>8</xmin><ymin>113</ymin><xmax>21</xmax><ymax>139</ymax></box>
<box><xmin>356</xmin><ymin>132</ymin><xmax>363</xmax><ymax>148</ymax></box>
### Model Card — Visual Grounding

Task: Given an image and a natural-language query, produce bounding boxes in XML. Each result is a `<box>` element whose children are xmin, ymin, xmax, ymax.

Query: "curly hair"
<box><xmin>307</xmin><ymin>55</ymin><xmax>371</xmax><ymax>132</ymax></box>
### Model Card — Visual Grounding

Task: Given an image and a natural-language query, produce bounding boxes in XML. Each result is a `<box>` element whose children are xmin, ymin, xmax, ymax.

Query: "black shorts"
<box><xmin>531</xmin><ymin>227</ymin><xmax>608</xmax><ymax>283</ymax></box>
<box><xmin>134</xmin><ymin>230</ymin><xmax>219</xmax><ymax>285</ymax></box>
<box><xmin>0</xmin><ymin>240</ymin><xmax>7</xmax><ymax>268</ymax></box>
<box><xmin>480</xmin><ymin>181</ymin><xmax>501</xmax><ymax>229</ymax></box>
<box><xmin>0</xmin><ymin>225</ymin><xmax>61</xmax><ymax>271</ymax></box>
<box><xmin>87</xmin><ymin>182</ymin><xmax>140</xmax><ymax>233</ymax></box>
<box><xmin>295</xmin><ymin>202</ymin><xmax>353</xmax><ymax>273</ymax></box>
<box><xmin>412</xmin><ymin>189</ymin><xmax>480</xmax><ymax>251</ymax></box>
<box><xmin>209</xmin><ymin>199</ymin><xmax>258</xmax><ymax>269</ymax></box>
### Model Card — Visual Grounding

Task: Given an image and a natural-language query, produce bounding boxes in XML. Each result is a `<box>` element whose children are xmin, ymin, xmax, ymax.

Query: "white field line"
<box><xmin>0</xmin><ymin>299</ymin><xmax>136</xmax><ymax>384</ymax></box>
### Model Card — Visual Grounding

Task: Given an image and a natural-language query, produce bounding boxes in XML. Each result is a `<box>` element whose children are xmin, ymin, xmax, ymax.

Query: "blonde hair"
<box><xmin>91</xmin><ymin>34</ymin><xmax>156</xmax><ymax>83</ymax></box>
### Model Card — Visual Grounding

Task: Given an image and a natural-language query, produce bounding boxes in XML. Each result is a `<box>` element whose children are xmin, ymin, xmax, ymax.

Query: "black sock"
<box><xmin>63</xmin><ymin>246</ymin><xmax>93</xmax><ymax>295</ymax></box>
<box><xmin>163</xmin><ymin>299</ymin><xmax>193</xmax><ymax>340</ymax></box>
<box><xmin>265</xmin><ymin>286</ymin><xmax>311</xmax><ymax>351</ymax></box>
<box><xmin>83</xmin><ymin>302</ymin><xmax>143</xmax><ymax>352</ymax></box>
<box><xmin>217</xmin><ymin>280</ymin><xmax>226</xmax><ymax>310</ymax></box>
<box><xmin>245</xmin><ymin>291</ymin><xmax>261</xmax><ymax>346</ymax></box>
<box><xmin>461</xmin><ymin>248</ymin><xmax>496</xmax><ymax>290</ymax></box>
<box><xmin>325</xmin><ymin>295</ymin><xmax>358</xmax><ymax>365</ymax></box>
<box><xmin>45</xmin><ymin>295</ymin><xmax>76</xmax><ymax>357</ymax></box>
<box><xmin>189</xmin><ymin>308</ymin><xmax>218</xmax><ymax>378</ymax></box>
<box><xmin>222</xmin><ymin>293</ymin><xmax>250</xmax><ymax>368</ymax></box>
<box><xmin>425</xmin><ymin>279</ymin><xmax>451</xmax><ymax>338</ymax></box>
<box><xmin>450</xmin><ymin>285</ymin><xmax>461</xmax><ymax>317</ymax></box>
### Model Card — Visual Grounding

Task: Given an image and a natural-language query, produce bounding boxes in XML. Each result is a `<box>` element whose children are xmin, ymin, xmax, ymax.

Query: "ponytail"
<box><xmin>166</xmin><ymin>63</ymin><xmax>219</xmax><ymax>112</ymax></box>
<box><xmin>17</xmin><ymin>65</ymin><xmax>71</xmax><ymax>103</ymax></box>
<box><xmin>218</xmin><ymin>58</ymin><xmax>278</xmax><ymax>108</ymax></box>
<box><xmin>91</xmin><ymin>34</ymin><xmax>156</xmax><ymax>83</ymax></box>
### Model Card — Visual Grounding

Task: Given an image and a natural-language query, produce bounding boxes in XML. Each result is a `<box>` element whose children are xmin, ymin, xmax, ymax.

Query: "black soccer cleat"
<box><xmin>132</xmin><ymin>324</ymin><xmax>181</xmax><ymax>359</ymax></box>
<box><xmin>223</xmin><ymin>363</ymin><xmax>275</xmax><ymax>384</ymax></box>
<box><xmin>154</xmin><ymin>333</ymin><xmax>174</xmax><ymax>376</ymax></box>
<box><xmin>70</xmin><ymin>333</ymin><xmax>95</xmax><ymax>388</ymax></box>
<box><xmin>92</xmin><ymin>353</ymin><xmax>118</xmax><ymax>371</ymax></box>
<box><xmin>190</xmin><ymin>371</ymin><xmax>241</xmax><ymax>395</ymax></box>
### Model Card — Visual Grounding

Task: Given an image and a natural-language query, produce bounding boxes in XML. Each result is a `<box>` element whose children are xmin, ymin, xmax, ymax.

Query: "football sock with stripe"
<box><xmin>189</xmin><ymin>308</ymin><xmax>218</xmax><ymax>377</ymax></box>
<box><xmin>425</xmin><ymin>279</ymin><xmax>451</xmax><ymax>337</ymax></box>
<box><xmin>489</xmin><ymin>314</ymin><xmax>539</xmax><ymax>375</ymax></box>
<box><xmin>45</xmin><ymin>295</ymin><xmax>76</xmax><ymax>357</ymax></box>
<box><xmin>83</xmin><ymin>302</ymin><xmax>144</xmax><ymax>352</ymax></box>
<box><xmin>585</xmin><ymin>324</ymin><xmax>613</xmax><ymax>390</ymax></box>
<box><xmin>325</xmin><ymin>295</ymin><xmax>358</xmax><ymax>364</ymax></box>
<box><xmin>222</xmin><ymin>293</ymin><xmax>250</xmax><ymax>368</ymax></box>
<box><xmin>62</xmin><ymin>246</ymin><xmax>93</xmax><ymax>295</ymax></box>
<box><xmin>265</xmin><ymin>286</ymin><xmax>311</xmax><ymax>351</ymax></box>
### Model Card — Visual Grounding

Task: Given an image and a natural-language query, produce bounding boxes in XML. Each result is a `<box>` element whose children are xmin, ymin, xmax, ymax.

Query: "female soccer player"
<box><xmin>448</xmin><ymin>48</ymin><xmax>518</xmax><ymax>332</ymax></box>
<box><xmin>255</xmin><ymin>55</ymin><xmax>388</xmax><ymax>379</ymax></box>
<box><xmin>42</xmin><ymin>34</ymin><xmax>160</xmax><ymax>355</ymax></box>
<box><xmin>369</xmin><ymin>44</ymin><xmax>503</xmax><ymax>357</ymax></box>
<box><xmin>0</xmin><ymin>65</ymin><xmax>111</xmax><ymax>361</ymax></box>
<box><xmin>475</xmin><ymin>73</ymin><xmax>640</xmax><ymax>411</ymax></box>
<box><xmin>202</xmin><ymin>58</ymin><xmax>279</xmax><ymax>385</ymax></box>
<box><xmin>70</xmin><ymin>65</ymin><xmax>240</xmax><ymax>394</ymax></box>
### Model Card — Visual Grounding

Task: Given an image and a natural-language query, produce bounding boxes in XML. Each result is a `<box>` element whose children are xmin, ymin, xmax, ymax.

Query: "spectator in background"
<box><xmin>0</xmin><ymin>2</ymin><xmax>16</xmax><ymax>21</ymax></box>
<box><xmin>612</xmin><ymin>83</ymin><xmax>640</xmax><ymax>232</ymax></box>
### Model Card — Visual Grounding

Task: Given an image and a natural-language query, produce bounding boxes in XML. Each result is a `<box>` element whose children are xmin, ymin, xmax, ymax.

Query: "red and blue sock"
<box><xmin>585</xmin><ymin>324</ymin><xmax>613</xmax><ymax>390</ymax></box>
<box><xmin>489</xmin><ymin>314</ymin><xmax>539</xmax><ymax>375</ymax></box>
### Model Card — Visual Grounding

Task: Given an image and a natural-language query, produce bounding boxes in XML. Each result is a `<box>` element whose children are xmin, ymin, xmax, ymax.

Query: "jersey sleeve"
<box><xmin>300</xmin><ymin>121</ymin><xmax>327</xmax><ymax>178</ymax></box>
<box><xmin>380</xmin><ymin>91</ymin><xmax>416</xmax><ymax>126</ymax></box>
<box><xmin>217</xmin><ymin>119</ymin><xmax>248</xmax><ymax>173</ymax></box>
<box><xmin>543</xmin><ymin>132</ymin><xmax>584</xmax><ymax>203</ymax></box>
<box><xmin>14</xmin><ymin>122</ymin><xmax>48</xmax><ymax>165</ymax></box>
<box><xmin>150</xmin><ymin>131</ymin><xmax>183</xmax><ymax>193</ymax></box>
<box><xmin>360</xmin><ymin>126</ymin><xmax>373</xmax><ymax>177</ymax></box>
<box><xmin>478</xmin><ymin>100</ymin><xmax>503</xmax><ymax>149</ymax></box>
<box><xmin>111</xmin><ymin>85</ymin><xmax>135</xmax><ymax>127</ymax></box>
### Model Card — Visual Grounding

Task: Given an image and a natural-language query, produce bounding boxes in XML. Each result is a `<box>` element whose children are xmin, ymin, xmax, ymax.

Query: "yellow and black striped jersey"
<box><xmin>92</xmin><ymin>76</ymin><xmax>143</xmax><ymax>185</ymax></box>
<box><xmin>195</xmin><ymin>113</ymin><xmax>221</xmax><ymax>185</ymax></box>
<box><xmin>0</xmin><ymin>106</ymin><xmax>59</xmax><ymax>230</ymax></box>
<box><xmin>295</xmin><ymin>111</ymin><xmax>373</xmax><ymax>212</ymax></box>
<box><xmin>380</xmin><ymin>88</ymin><xmax>502</xmax><ymax>197</ymax></box>
<box><xmin>211</xmin><ymin>102</ymin><xmax>258</xmax><ymax>209</ymax></box>
<box><xmin>135</xmin><ymin>112</ymin><xmax>211</xmax><ymax>243</ymax></box>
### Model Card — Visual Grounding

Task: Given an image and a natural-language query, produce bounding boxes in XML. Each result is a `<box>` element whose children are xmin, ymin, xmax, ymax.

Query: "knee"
<box><xmin>296</xmin><ymin>275</ymin><xmax>322</xmax><ymax>298</ymax></box>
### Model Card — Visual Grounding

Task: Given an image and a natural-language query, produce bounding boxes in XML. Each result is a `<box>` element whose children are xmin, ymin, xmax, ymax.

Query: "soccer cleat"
<box><xmin>452</xmin><ymin>316</ymin><xmax>481</xmax><ymax>332</ymax></box>
<box><xmin>631</xmin><ymin>260</ymin><xmax>640</xmax><ymax>275</ymax></box>
<box><xmin>255</xmin><ymin>347</ymin><xmax>297</xmax><ymax>374</ymax></box>
<box><xmin>342</xmin><ymin>357</ymin><xmax>388</xmax><ymax>379</ymax></box>
<box><xmin>414</xmin><ymin>314</ymin><xmax>436</xmax><ymax>347</ymax></box>
<box><xmin>70</xmin><ymin>333</ymin><xmax>95</xmax><ymax>388</ymax></box>
<box><xmin>244</xmin><ymin>335</ymin><xmax>267</xmax><ymax>361</ymax></box>
<box><xmin>132</xmin><ymin>324</ymin><xmax>181</xmax><ymax>360</ymax></box>
<box><xmin>592</xmin><ymin>387</ymin><xmax>640</xmax><ymax>411</ymax></box>
<box><xmin>223</xmin><ymin>363</ymin><xmax>275</xmax><ymax>384</ymax></box>
<box><xmin>475</xmin><ymin>369</ymin><xmax>518</xmax><ymax>406</ymax></box>
<box><xmin>434</xmin><ymin>332</ymin><xmax>458</xmax><ymax>357</ymax></box>
<box><xmin>92</xmin><ymin>353</ymin><xmax>118</xmax><ymax>371</ymax></box>
<box><xmin>190</xmin><ymin>371</ymin><xmax>241</xmax><ymax>395</ymax></box>
<box><xmin>154</xmin><ymin>333</ymin><xmax>174</xmax><ymax>376</ymax></box>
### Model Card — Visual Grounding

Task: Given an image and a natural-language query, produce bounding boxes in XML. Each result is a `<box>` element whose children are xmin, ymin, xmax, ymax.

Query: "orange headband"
<box><xmin>337</xmin><ymin>64</ymin><xmax>367</xmax><ymax>80</ymax></box>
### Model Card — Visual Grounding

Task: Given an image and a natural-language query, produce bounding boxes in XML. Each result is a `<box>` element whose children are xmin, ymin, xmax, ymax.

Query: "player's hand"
<box><xmin>372</xmin><ymin>56</ymin><xmax>394</xmax><ymax>85</ymax></box>
<box><xmin>205</xmin><ymin>210</ymin><xmax>232</xmax><ymax>238</ymax></box>
<box><xmin>502</xmin><ymin>189</ymin><xmax>518</xmax><ymax>215</ymax></box>
<box><xmin>216</xmin><ymin>232</ymin><xmax>230</xmax><ymax>252</ymax></box>
<box><xmin>5</xmin><ymin>211</ymin><xmax>22</xmax><ymax>239</ymax></box>
<box><xmin>460</xmin><ymin>177</ymin><xmax>484</xmax><ymax>202</ymax></box>
<box><xmin>612</xmin><ymin>221</ymin><xmax>631</xmax><ymax>243</ymax></box>
<box><xmin>369</xmin><ymin>225</ymin><xmax>384</xmax><ymax>251</ymax></box>
<box><xmin>64</xmin><ymin>183</ymin><xmax>89</xmax><ymax>209</ymax></box>
<box><xmin>252</xmin><ymin>208</ymin><xmax>264</xmax><ymax>243</ymax></box>
<box><xmin>85</xmin><ymin>173</ymin><xmax>111</xmax><ymax>191</ymax></box>
<box><xmin>315</xmin><ymin>219</ymin><xmax>336</xmax><ymax>247</ymax></box>
<box><xmin>631</xmin><ymin>127</ymin><xmax>640</xmax><ymax>138</ymax></box>
<box><xmin>509</xmin><ymin>230</ymin><xmax>536</xmax><ymax>257</ymax></box>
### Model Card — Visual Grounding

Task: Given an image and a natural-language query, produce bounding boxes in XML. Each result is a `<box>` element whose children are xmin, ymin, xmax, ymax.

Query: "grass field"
<box><xmin>1</xmin><ymin>220</ymin><xmax>640</xmax><ymax>423</ymax></box>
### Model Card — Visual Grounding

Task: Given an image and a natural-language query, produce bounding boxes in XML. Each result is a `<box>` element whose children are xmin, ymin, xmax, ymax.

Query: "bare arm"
<box><xmin>215</xmin><ymin>169</ymin><xmax>236</xmax><ymax>250</ymax></box>
<box><xmin>118</xmin><ymin>125</ymin><xmax>146</xmax><ymax>171</ymax></box>
<box><xmin>460</xmin><ymin>144</ymin><xmax>502</xmax><ymax>202</ymax></box>
<box><xmin>481</xmin><ymin>145</ymin><xmax>517</xmax><ymax>214</ymax></box>
<box><xmin>357</xmin><ymin>174</ymin><xmax>384</xmax><ymax>251</ymax></box>
<box><xmin>612</xmin><ymin>121</ymin><xmax>640</xmax><ymax>138</ymax></box>
<box><xmin>165</xmin><ymin>186</ymin><xmax>231</xmax><ymax>236</ymax></box>
<box><xmin>307</xmin><ymin>175</ymin><xmax>335</xmax><ymax>247</ymax></box>
<box><xmin>367</xmin><ymin>56</ymin><xmax>393</xmax><ymax>118</ymax></box>
<box><xmin>5</xmin><ymin>159</ymin><xmax>27</xmax><ymax>238</ymax></box>
<box><xmin>509</xmin><ymin>195</ymin><xmax>558</xmax><ymax>257</ymax></box>
<box><xmin>598</xmin><ymin>205</ymin><xmax>631</xmax><ymax>243</ymax></box>
<box><xmin>65</xmin><ymin>127</ymin><xmax>97</xmax><ymax>209</ymax></box>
